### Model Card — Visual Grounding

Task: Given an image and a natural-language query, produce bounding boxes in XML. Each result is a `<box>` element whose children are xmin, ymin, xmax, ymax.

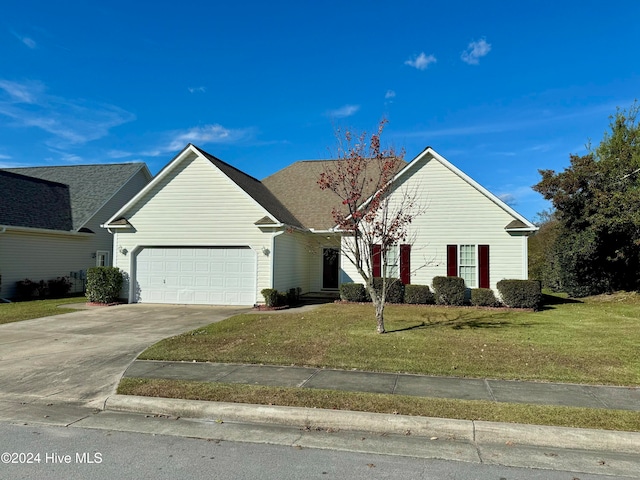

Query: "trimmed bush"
<box><xmin>471</xmin><ymin>288</ymin><xmax>499</xmax><ymax>307</ymax></box>
<box><xmin>497</xmin><ymin>279</ymin><xmax>542</xmax><ymax>310</ymax></box>
<box><xmin>340</xmin><ymin>283</ymin><xmax>368</xmax><ymax>302</ymax></box>
<box><xmin>86</xmin><ymin>267</ymin><xmax>123</xmax><ymax>304</ymax></box>
<box><xmin>48</xmin><ymin>277</ymin><xmax>72</xmax><ymax>298</ymax></box>
<box><xmin>287</xmin><ymin>287</ymin><xmax>301</xmax><ymax>306</ymax></box>
<box><xmin>372</xmin><ymin>277</ymin><xmax>404</xmax><ymax>304</ymax></box>
<box><xmin>432</xmin><ymin>276</ymin><xmax>466</xmax><ymax>306</ymax></box>
<box><xmin>404</xmin><ymin>284</ymin><xmax>434</xmax><ymax>304</ymax></box>
<box><xmin>15</xmin><ymin>279</ymin><xmax>38</xmax><ymax>301</ymax></box>
<box><xmin>261</xmin><ymin>288</ymin><xmax>279</xmax><ymax>307</ymax></box>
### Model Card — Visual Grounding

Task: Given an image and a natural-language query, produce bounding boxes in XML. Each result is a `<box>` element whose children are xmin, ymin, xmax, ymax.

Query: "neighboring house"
<box><xmin>104</xmin><ymin>144</ymin><xmax>537</xmax><ymax>306</ymax></box>
<box><xmin>0</xmin><ymin>163</ymin><xmax>152</xmax><ymax>299</ymax></box>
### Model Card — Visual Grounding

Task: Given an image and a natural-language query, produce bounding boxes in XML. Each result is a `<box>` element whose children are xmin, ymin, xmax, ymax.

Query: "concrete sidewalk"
<box><xmin>123</xmin><ymin>360</ymin><xmax>640</xmax><ymax>411</ymax></box>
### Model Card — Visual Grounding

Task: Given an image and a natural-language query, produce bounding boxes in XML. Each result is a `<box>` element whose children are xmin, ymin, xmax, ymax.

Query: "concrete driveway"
<box><xmin>0</xmin><ymin>304</ymin><xmax>248</xmax><ymax>409</ymax></box>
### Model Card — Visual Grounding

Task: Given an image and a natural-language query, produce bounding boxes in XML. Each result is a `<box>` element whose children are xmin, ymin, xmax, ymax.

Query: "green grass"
<box><xmin>140</xmin><ymin>293</ymin><xmax>640</xmax><ymax>386</ymax></box>
<box><xmin>0</xmin><ymin>297</ymin><xmax>84</xmax><ymax>324</ymax></box>
<box><xmin>117</xmin><ymin>377</ymin><xmax>640</xmax><ymax>432</ymax></box>
<box><xmin>126</xmin><ymin>292</ymin><xmax>640</xmax><ymax>431</ymax></box>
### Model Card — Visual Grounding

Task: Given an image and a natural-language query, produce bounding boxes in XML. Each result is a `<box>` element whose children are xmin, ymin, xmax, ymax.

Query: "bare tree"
<box><xmin>318</xmin><ymin>119</ymin><xmax>423</xmax><ymax>333</ymax></box>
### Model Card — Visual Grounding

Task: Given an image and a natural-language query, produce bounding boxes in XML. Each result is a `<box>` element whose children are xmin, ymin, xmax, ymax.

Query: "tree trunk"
<box><xmin>375</xmin><ymin>300</ymin><xmax>386</xmax><ymax>333</ymax></box>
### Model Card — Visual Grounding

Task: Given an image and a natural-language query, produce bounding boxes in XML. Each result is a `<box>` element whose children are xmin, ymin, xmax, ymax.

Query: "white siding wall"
<box><xmin>272</xmin><ymin>230</ymin><xmax>312</xmax><ymax>293</ymax></box>
<box><xmin>340</xmin><ymin>157</ymin><xmax>529</xmax><ymax>292</ymax></box>
<box><xmin>0</xmin><ymin>231</ymin><xmax>93</xmax><ymax>298</ymax></box>
<box><xmin>113</xmin><ymin>152</ymin><xmax>274</xmax><ymax>304</ymax></box>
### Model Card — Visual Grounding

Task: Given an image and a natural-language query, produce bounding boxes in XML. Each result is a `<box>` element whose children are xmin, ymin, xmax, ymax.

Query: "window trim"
<box><xmin>96</xmin><ymin>250</ymin><xmax>110</xmax><ymax>267</ymax></box>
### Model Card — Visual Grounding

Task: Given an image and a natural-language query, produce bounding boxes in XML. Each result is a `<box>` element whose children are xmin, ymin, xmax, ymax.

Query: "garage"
<box><xmin>135</xmin><ymin>247</ymin><xmax>256</xmax><ymax>305</ymax></box>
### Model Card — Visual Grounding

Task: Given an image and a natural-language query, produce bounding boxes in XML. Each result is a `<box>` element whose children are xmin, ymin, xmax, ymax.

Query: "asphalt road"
<box><xmin>0</xmin><ymin>421</ymin><xmax>626</xmax><ymax>480</ymax></box>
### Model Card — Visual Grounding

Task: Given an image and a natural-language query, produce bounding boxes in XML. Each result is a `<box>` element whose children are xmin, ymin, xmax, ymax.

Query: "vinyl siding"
<box><xmin>113</xmin><ymin>152</ymin><xmax>274</xmax><ymax>304</ymax></box>
<box><xmin>0</xmin><ymin>230</ymin><xmax>94</xmax><ymax>298</ymax></box>
<box><xmin>272</xmin><ymin>230</ymin><xmax>312</xmax><ymax>293</ymax></box>
<box><xmin>340</xmin><ymin>156</ymin><xmax>529</xmax><ymax>292</ymax></box>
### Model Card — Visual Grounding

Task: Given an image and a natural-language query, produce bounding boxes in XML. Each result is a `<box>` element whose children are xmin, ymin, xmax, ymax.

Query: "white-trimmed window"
<box><xmin>458</xmin><ymin>245</ymin><xmax>476</xmax><ymax>288</ymax></box>
<box><xmin>96</xmin><ymin>250</ymin><xmax>110</xmax><ymax>267</ymax></box>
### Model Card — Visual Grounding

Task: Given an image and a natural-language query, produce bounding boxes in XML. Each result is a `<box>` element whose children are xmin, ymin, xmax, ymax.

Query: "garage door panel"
<box><xmin>136</xmin><ymin>247</ymin><xmax>255</xmax><ymax>306</ymax></box>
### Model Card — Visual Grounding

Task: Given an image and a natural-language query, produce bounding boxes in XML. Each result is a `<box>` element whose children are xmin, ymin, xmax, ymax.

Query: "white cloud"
<box><xmin>11</xmin><ymin>31</ymin><xmax>37</xmax><ymax>49</ymax></box>
<box><xmin>497</xmin><ymin>193</ymin><xmax>517</xmax><ymax>206</ymax></box>
<box><xmin>327</xmin><ymin>104</ymin><xmax>360</xmax><ymax>118</ymax></box>
<box><xmin>461</xmin><ymin>38</ymin><xmax>491</xmax><ymax>65</ymax></box>
<box><xmin>0</xmin><ymin>79</ymin><xmax>135</xmax><ymax>146</ymax></box>
<box><xmin>404</xmin><ymin>52</ymin><xmax>436</xmax><ymax>70</ymax></box>
<box><xmin>143</xmin><ymin>124</ymin><xmax>252</xmax><ymax>156</ymax></box>
<box><xmin>188</xmin><ymin>86</ymin><xmax>206</xmax><ymax>93</ymax></box>
<box><xmin>385</xmin><ymin>90</ymin><xmax>396</xmax><ymax>99</ymax></box>
<box><xmin>107</xmin><ymin>149</ymin><xmax>133</xmax><ymax>159</ymax></box>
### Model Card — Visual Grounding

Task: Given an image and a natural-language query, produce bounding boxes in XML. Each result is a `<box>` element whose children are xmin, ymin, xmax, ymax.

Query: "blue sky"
<box><xmin>2</xmin><ymin>1</ymin><xmax>639</xmax><ymax>222</ymax></box>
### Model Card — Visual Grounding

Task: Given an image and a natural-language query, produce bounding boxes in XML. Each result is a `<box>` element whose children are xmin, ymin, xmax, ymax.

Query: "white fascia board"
<box><xmin>0</xmin><ymin>225</ymin><xmax>94</xmax><ymax>237</ymax></box>
<box><xmin>103</xmin><ymin>144</ymin><xmax>199</xmax><ymax>228</ymax></box>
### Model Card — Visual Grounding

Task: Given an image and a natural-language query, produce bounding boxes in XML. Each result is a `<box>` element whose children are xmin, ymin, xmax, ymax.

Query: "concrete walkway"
<box><xmin>124</xmin><ymin>360</ymin><xmax>640</xmax><ymax>411</ymax></box>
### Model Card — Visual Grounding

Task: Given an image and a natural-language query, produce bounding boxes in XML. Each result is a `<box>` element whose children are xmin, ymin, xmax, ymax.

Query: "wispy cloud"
<box><xmin>404</xmin><ymin>52</ymin><xmax>436</xmax><ymax>70</ymax></box>
<box><xmin>0</xmin><ymin>79</ymin><xmax>135</xmax><ymax>147</ymax></box>
<box><xmin>0</xmin><ymin>153</ymin><xmax>11</xmax><ymax>160</ymax></box>
<box><xmin>188</xmin><ymin>86</ymin><xmax>206</xmax><ymax>93</ymax></box>
<box><xmin>497</xmin><ymin>193</ymin><xmax>517</xmax><ymax>206</ymax></box>
<box><xmin>461</xmin><ymin>38</ymin><xmax>491</xmax><ymax>65</ymax></box>
<box><xmin>385</xmin><ymin>90</ymin><xmax>396</xmax><ymax>99</ymax></box>
<box><xmin>142</xmin><ymin>124</ymin><xmax>253</xmax><ymax>156</ymax></box>
<box><xmin>11</xmin><ymin>31</ymin><xmax>37</xmax><ymax>49</ymax></box>
<box><xmin>107</xmin><ymin>149</ymin><xmax>133</xmax><ymax>159</ymax></box>
<box><xmin>327</xmin><ymin>104</ymin><xmax>360</xmax><ymax>119</ymax></box>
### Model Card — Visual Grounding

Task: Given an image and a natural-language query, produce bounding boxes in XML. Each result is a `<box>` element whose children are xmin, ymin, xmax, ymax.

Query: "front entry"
<box><xmin>322</xmin><ymin>247</ymin><xmax>340</xmax><ymax>289</ymax></box>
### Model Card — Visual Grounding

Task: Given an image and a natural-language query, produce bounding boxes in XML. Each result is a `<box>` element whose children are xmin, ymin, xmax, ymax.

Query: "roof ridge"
<box><xmin>7</xmin><ymin>162</ymin><xmax>146</xmax><ymax>169</ymax></box>
<box><xmin>0</xmin><ymin>169</ymin><xmax>69</xmax><ymax>188</ymax></box>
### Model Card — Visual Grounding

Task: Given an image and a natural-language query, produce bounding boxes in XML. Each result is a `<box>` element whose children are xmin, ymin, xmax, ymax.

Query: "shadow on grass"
<box><xmin>387</xmin><ymin>311</ymin><xmax>534</xmax><ymax>333</ymax></box>
<box><xmin>538</xmin><ymin>293</ymin><xmax>583</xmax><ymax>311</ymax></box>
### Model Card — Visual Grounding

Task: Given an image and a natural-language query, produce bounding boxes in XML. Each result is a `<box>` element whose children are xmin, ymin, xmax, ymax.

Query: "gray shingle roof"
<box><xmin>0</xmin><ymin>170</ymin><xmax>73</xmax><ymax>230</ymax></box>
<box><xmin>191</xmin><ymin>146</ymin><xmax>303</xmax><ymax>228</ymax></box>
<box><xmin>4</xmin><ymin>163</ymin><xmax>146</xmax><ymax>230</ymax></box>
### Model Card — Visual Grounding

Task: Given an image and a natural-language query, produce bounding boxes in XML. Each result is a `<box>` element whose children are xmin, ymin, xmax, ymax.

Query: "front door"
<box><xmin>322</xmin><ymin>248</ymin><xmax>340</xmax><ymax>289</ymax></box>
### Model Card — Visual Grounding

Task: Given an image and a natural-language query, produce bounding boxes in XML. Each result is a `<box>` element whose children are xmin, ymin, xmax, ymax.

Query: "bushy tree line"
<box><xmin>532</xmin><ymin>103</ymin><xmax>640</xmax><ymax>297</ymax></box>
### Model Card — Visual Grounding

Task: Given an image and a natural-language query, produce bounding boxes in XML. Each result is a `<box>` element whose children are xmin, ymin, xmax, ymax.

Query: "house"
<box><xmin>0</xmin><ymin>163</ymin><xmax>152</xmax><ymax>299</ymax></box>
<box><xmin>103</xmin><ymin>144</ymin><xmax>537</xmax><ymax>306</ymax></box>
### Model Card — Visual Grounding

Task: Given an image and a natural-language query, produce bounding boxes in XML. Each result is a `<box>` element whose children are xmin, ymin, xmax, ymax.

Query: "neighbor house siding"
<box><xmin>112</xmin><ymin>152</ymin><xmax>274</xmax><ymax>304</ymax></box>
<box><xmin>0</xmin><ymin>230</ymin><xmax>93</xmax><ymax>298</ymax></box>
<box><xmin>340</xmin><ymin>156</ymin><xmax>528</xmax><ymax>292</ymax></box>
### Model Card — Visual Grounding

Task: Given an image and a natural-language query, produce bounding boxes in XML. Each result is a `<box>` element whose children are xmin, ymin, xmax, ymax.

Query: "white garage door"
<box><xmin>135</xmin><ymin>247</ymin><xmax>256</xmax><ymax>305</ymax></box>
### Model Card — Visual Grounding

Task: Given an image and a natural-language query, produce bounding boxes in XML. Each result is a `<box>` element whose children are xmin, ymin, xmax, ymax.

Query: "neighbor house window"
<box><xmin>96</xmin><ymin>251</ymin><xmax>110</xmax><ymax>267</ymax></box>
<box><xmin>447</xmin><ymin>244</ymin><xmax>490</xmax><ymax>289</ymax></box>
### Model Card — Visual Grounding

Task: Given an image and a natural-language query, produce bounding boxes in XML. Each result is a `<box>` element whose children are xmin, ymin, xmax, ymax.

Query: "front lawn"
<box><xmin>0</xmin><ymin>297</ymin><xmax>84</xmax><ymax>325</ymax></box>
<box><xmin>140</xmin><ymin>293</ymin><xmax>640</xmax><ymax>386</ymax></box>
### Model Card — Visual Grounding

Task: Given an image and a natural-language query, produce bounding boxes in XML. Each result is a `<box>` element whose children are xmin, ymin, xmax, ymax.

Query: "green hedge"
<box><xmin>86</xmin><ymin>267</ymin><xmax>123</xmax><ymax>304</ymax></box>
<box><xmin>371</xmin><ymin>277</ymin><xmax>405</xmax><ymax>304</ymax></box>
<box><xmin>497</xmin><ymin>279</ymin><xmax>542</xmax><ymax>310</ymax></box>
<box><xmin>340</xmin><ymin>283</ymin><xmax>368</xmax><ymax>302</ymax></box>
<box><xmin>470</xmin><ymin>288</ymin><xmax>499</xmax><ymax>307</ymax></box>
<box><xmin>404</xmin><ymin>284</ymin><xmax>434</xmax><ymax>304</ymax></box>
<box><xmin>432</xmin><ymin>276</ymin><xmax>466</xmax><ymax>306</ymax></box>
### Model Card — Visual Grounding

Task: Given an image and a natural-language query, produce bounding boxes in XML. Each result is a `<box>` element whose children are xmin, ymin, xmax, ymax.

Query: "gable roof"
<box><xmin>4</xmin><ymin>163</ymin><xmax>150</xmax><ymax>231</ymax></box>
<box><xmin>105</xmin><ymin>145</ymin><xmax>303</xmax><ymax>229</ymax></box>
<box><xmin>0</xmin><ymin>170</ymin><xmax>73</xmax><ymax>230</ymax></box>
<box><xmin>262</xmin><ymin>158</ymin><xmax>408</xmax><ymax>230</ymax></box>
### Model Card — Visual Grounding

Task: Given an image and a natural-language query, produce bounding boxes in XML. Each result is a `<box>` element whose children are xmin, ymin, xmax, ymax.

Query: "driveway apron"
<box><xmin>0</xmin><ymin>304</ymin><xmax>247</xmax><ymax>408</ymax></box>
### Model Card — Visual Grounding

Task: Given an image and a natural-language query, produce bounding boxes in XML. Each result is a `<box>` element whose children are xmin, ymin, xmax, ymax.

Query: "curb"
<box><xmin>105</xmin><ymin>394</ymin><xmax>640</xmax><ymax>454</ymax></box>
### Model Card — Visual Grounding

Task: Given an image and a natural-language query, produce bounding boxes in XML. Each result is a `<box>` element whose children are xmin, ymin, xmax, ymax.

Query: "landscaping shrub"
<box><xmin>340</xmin><ymin>283</ymin><xmax>368</xmax><ymax>302</ymax></box>
<box><xmin>48</xmin><ymin>277</ymin><xmax>72</xmax><ymax>298</ymax></box>
<box><xmin>287</xmin><ymin>287</ymin><xmax>302</xmax><ymax>306</ymax></box>
<box><xmin>372</xmin><ymin>277</ymin><xmax>404</xmax><ymax>303</ymax></box>
<box><xmin>471</xmin><ymin>288</ymin><xmax>499</xmax><ymax>307</ymax></box>
<box><xmin>86</xmin><ymin>267</ymin><xmax>123</xmax><ymax>304</ymax></box>
<box><xmin>15</xmin><ymin>279</ymin><xmax>38</xmax><ymax>301</ymax></box>
<box><xmin>404</xmin><ymin>284</ymin><xmax>434</xmax><ymax>304</ymax></box>
<box><xmin>497</xmin><ymin>279</ymin><xmax>542</xmax><ymax>310</ymax></box>
<box><xmin>261</xmin><ymin>288</ymin><xmax>289</xmax><ymax>307</ymax></box>
<box><xmin>432</xmin><ymin>276</ymin><xmax>466</xmax><ymax>306</ymax></box>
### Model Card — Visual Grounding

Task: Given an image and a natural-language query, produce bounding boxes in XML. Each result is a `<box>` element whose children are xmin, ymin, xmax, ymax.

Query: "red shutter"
<box><xmin>400</xmin><ymin>244</ymin><xmax>411</xmax><ymax>284</ymax></box>
<box><xmin>478</xmin><ymin>245</ymin><xmax>490</xmax><ymax>288</ymax></box>
<box><xmin>372</xmin><ymin>244</ymin><xmax>381</xmax><ymax>278</ymax></box>
<box><xmin>446</xmin><ymin>245</ymin><xmax>458</xmax><ymax>277</ymax></box>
